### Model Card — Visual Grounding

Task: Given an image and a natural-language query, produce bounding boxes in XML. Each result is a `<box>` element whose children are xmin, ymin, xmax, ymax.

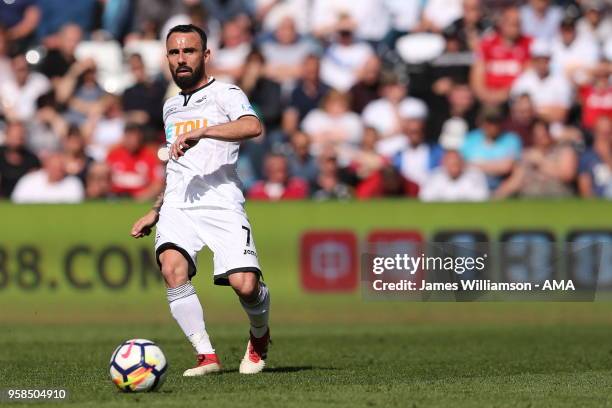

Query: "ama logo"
<box><xmin>165</xmin><ymin>119</ymin><xmax>209</xmax><ymax>142</ymax></box>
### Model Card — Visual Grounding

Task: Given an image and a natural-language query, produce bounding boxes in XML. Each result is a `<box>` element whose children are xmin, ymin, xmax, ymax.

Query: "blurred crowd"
<box><xmin>0</xmin><ymin>0</ymin><xmax>611</xmax><ymax>203</ymax></box>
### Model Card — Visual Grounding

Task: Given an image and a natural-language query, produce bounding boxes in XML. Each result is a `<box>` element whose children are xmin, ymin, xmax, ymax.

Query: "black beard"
<box><xmin>171</xmin><ymin>63</ymin><xmax>204</xmax><ymax>90</ymax></box>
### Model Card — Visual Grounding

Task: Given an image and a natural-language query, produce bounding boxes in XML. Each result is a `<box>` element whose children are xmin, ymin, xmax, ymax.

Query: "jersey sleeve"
<box><xmin>218</xmin><ymin>86</ymin><xmax>259</xmax><ymax>121</ymax></box>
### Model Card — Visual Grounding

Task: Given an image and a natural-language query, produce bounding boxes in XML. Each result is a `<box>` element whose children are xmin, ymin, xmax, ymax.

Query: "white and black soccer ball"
<box><xmin>109</xmin><ymin>339</ymin><xmax>168</xmax><ymax>392</ymax></box>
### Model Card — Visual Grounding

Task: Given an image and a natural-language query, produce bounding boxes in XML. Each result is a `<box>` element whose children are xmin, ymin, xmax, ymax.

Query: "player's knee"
<box><xmin>160</xmin><ymin>260</ymin><xmax>188</xmax><ymax>288</ymax></box>
<box><xmin>230</xmin><ymin>273</ymin><xmax>258</xmax><ymax>300</ymax></box>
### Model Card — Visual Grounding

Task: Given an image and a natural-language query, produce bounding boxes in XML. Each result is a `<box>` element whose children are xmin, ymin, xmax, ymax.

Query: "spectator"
<box><xmin>11</xmin><ymin>152</ymin><xmax>84</xmax><ymax>203</ymax></box>
<box><xmin>201</xmin><ymin>0</ymin><xmax>254</xmax><ymax>24</ymax></box>
<box><xmin>349</xmin><ymin>55</ymin><xmax>382</xmax><ymax>114</ymax></box>
<box><xmin>301</xmin><ymin>90</ymin><xmax>363</xmax><ymax>161</ymax></box>
<box><xmin>310</xmin><ymin>0</ymin><xmax>391</xmax><ymax>43</ymax></box>
<box><xmin>362</xmin><ymin>72</ymin><xmax>426</xmax><ymax>139</ymax></box>
<box><xmin>28</xmin><ymin>94</ymin><xmax>67</xmax><ymax>156</ymax></box>
<box><xmin>470</xmin><ymin>6</ymin><xmax>531</xmax><ymax>105</ymax></box>
<box><xmin>445</xmin><ymin>0</ymin><xmax>492</xmax><ymax>52</ymax></box>
<box><xmin>579</xmin><ymin>62</ymin><xmax>612</xmax><ymax>131</ymax></box>
<box><xmin>461</xmin><ymin>106</ymin><xmax>522</xmax><ymax>190</ymax></box>
<box><xmin>160</xmin><ymin>2</ymin><xmax>222</xmax><ymax>52</ymax></box>
<box><xmin>429</xmin><ymin>27</ymin><xmax>473</xmax><ymax>93</ymax></box>
<box><xmin>520</xmin><ymin>0</ymin><xmax>563</xmax><ymax>42</ymax></box>
<box><xmin>38</xmin><ymin>24</ymin><xmax>82</xmax><ymax>85</ymax></box>
<box><xmin>102</xmin><ymin>0</ymin><xmax>142</xmax><ymax>42</ymax></box>
<box><xmin>0</xmin><ymin>121</ymin><xmax>40</xmax><ymax>198</ymax></box>
<box><xmin>437</xmin><ymin>118</ymin><xmax>469</xmax><ymax>153</ymax></box>
<box><xmin>63</xmin><ymin>126</ymin><xmax>93</xmax><ymax>186</ymax></box>
<box><xmin>83</xmin><ymin>95</ymin><xmax>125</xmax><ymax>161</ymax></box>
<box><xmin>0</xmin><ymin>25</ymin><xmax>12</xmax><ymax>85</ymax></box>
<box><xmin>1</xmin><ymin>53</ymin><xmax>51</xmax><ymax>121</ymax></box>
<box><xmin>494</xmin><ymin>119</ymin><xmax>577</xmax><ymax>198</ymax></box>
<box><xmin>419</xmin><ymin>150</ymin><xmax>489</xmax><ymax>202</ymax></box>
<box><xmin>578</xmin><ymin>117</ymin><xmax>612</xmax><ymax>198</ymax></box>
<box><xmin>256</xmin><ymin>0</ymin><xmax>310</xmax><ymax>35</ymax></box>
<box><xmin>391</xmin><ymin>108</ymin><xmax>443</xmax><ymax>188</ymax></box>
<box><xmin>421</xmin><ymin>0</ymin><xmax>464</xmax><ymax>32</ymax></box>
<box><xmin>106</xmin><ymin>124</ymin><xmax>163</xmax><ymax>200</ymax></box>
<box><xmin>427</xmin><ymin>82</ymin><xmax>478</xmax><ymax>145</ymax></box>
<box><xmin>261</xmin><ymin>16</ymin><xmax>318</xmax><ymax>87</ymax></box>
<box><xmin>210</xmin><ymin>17</ymin><xmax>252</xmax><ymax>83</ymax></box>
<box><xmin>85</xmin><ymin>161</ymin><xmax>114</xmax><ymax>200</ymax></box>
<box><xmin>0</xmin><ymin>0</ymin><xmax>604</xmax><ymax>204</ymax></box>
<box><xmin>312</xmin><ymin>152</ymin><xmax>352</xmax><ymax>201</ymax></box>
<box><xmin>576</xmin><ymin>0</ymin><xmax>612</xmax><ymax>45</ymax></box>
<box><xmin>384</xmin><ymin>0</ymin><xmax>423</xmax><ymax>43</ymax></box>
<box><xmin>287</xmin><ymin>131</ymin><xmax>319</xmax><ymax>187</ymax></box>
<box><xmin>377</xmin><ymin>97</ymin><xmax>429</xmax><ymax>156</ymax></box>
<box><xmin>510</xmin><ymin>40</ymin><xmax>572</xmax><ymax>124</ymax></box>
<box><xmin>282</xmin><ymin>54</ymin><xmax>329</xmax><ymax>134</ymax></box>
<box><xmin>248</xmin><ymin>153</ymin><xmax>309</xmax><ymax>200</ymax></box>
<box><xmin>0</xmin><ymin>0</ymin><xmax>40</xmax><ymax>50</ymax></box>
<box><xmin>58</xmin><ymin>58</ymin><xmax>106</xmax><ymax>126</ymax></box>
<box><xmin>355</xmin><ymin>164</ymin><xmax>419</xmax><ymax>199</ymax></box>
<box><xmin>36</xmin><ymin>0</ymin><xmax>97</xmax><ymax>42</ymax></box>
<box><xmin>503</xmin><ymin>94</ymin><xmax>537</xmax><ymax>147</ymax></box>
<box><xmin>349</xmin><ymin>126</ymin><xmax>386</xmax><ymax>181</ymax></box>
<box><xmin>122</xmin><ymin>53</ymin><xmax>167</xmax><ymax>132</ymax></box>
<box><xmin>319</xmin><ymin>14</ymin><xmax>374</xmax><ymax>92</ymax></box>
<box><xmin>239</xmin><ymin>50</ymin><xmax>282</xmax><ymax>134</ymax></box>
<box><xmin>550</xmin><ymin>16</ymin><xmax>600</xmax><ymax>86</ymax></box>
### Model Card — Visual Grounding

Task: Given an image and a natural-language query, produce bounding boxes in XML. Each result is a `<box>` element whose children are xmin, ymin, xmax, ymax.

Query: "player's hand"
<box><xmin>171</xmin><ymin>129</ymin><xmax>203</xmax><ymax>160</ymax></box>
<box><xmin>130</xmin><ymin>209</ymin><xmax>159</xmax><ymax>239</ymax></box>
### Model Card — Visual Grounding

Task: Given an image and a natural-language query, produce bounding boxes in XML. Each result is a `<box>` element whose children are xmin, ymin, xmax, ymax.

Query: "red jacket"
<box><xmin>356</xmin><ymin>170</ymin><xmax>419</xmax><ymax>199</ymax></box>
<box><xmin>477</xmin><ymin>32</ymin><xmax>531</xmax><ymax>90</ymax></box>
<box><xmin>248</xmin><ymin>178</ymin><xmax>309</xmax><ymax>201</ymax></box>
<box><xmin>106</xmin><ymin>146</ymin><xmax>162</xmax><ymax>197</ymax></box>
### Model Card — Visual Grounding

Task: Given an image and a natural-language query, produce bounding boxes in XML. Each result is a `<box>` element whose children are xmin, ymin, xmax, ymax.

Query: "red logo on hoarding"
<box><xmin>300</xmin><ymin>231</ymin><xmax>358</xmax><ymax>292</ymax></box>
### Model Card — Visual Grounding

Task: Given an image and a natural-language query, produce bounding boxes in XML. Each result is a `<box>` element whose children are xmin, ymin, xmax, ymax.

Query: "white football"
<box><xmin>109</xmin><ymin>339</ymin><xmax>168</xmax><ymax>392</ymax></box>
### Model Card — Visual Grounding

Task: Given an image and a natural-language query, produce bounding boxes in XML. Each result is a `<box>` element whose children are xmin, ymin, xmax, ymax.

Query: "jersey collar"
<box><xmin>180</xmin><ymin>77</ymin><xmax>215</xmax><ymax>106</ymax></box>
<box><xmin>180</xmin><ymin>76</ymin><xmax>215</xmax><ymax>96</ymax></box>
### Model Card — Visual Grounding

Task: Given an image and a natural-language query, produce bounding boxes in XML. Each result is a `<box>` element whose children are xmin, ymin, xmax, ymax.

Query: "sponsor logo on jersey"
<box><xmin>244</xmin><ymin>249</ymin><xmax>257</xmax><ymax>257</ymax></box>
<box><xmin>164</xmin><ymin>118</ymin><xmax>209</xmax><ymax>141</ymax></box>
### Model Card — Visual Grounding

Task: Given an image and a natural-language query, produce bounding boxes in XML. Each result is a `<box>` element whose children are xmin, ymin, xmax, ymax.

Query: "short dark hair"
<box><xmin>166</xmin><ymin>24</ymin><xmax>207</xmax><ymax>50</ymax></box>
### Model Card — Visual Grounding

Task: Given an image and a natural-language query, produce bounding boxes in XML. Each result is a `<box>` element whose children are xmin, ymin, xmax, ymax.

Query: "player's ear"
<box><xmin>203</xmin><ymin>48</ymin><xmax>211</xmax><ymax>64</ymax></box>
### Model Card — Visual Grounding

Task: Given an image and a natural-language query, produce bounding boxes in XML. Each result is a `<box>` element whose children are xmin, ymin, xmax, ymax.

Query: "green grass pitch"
<box><xmin>2</xmin><ymin>317</ymin><xmax>612</xmax><ymax>407</ymax></box>
<box><xmin>1</xmin><ymin>200</ymin><xmax>612</xmax><ymax>406</ymax></box>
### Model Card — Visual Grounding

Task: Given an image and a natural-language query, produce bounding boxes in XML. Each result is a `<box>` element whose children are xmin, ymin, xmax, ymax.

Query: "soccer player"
<box><xmin>130</xmin><ymin>24</ymin><xmax>270</xmax><ymax>376</ymax></box>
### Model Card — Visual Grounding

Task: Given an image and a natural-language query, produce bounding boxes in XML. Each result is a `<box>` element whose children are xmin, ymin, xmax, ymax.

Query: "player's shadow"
<box><xmin>263</xmin><ymin>366</ymin><xmax>332</xmax><ymax>373</ymax></box>
<box><xmin>221</xmin><ymin>366</ymin><xmax>335</xmax><ymax>374</ymax></box>
<box><xmin>184</xmin><ymin>164</ymin><xmax>239</xmax><ymax>204</ymax></box>
<box><xmin>184</xmin><ymin>175</ymin><xmax>210</xmax><ymax>203</ymax></box>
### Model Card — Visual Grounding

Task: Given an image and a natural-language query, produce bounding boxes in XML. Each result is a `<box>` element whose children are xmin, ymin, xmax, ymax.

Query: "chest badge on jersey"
<box><xmin>194</xmin><ymin>95</ymin><xmax>208</xmax><ymax>105</ymax></box>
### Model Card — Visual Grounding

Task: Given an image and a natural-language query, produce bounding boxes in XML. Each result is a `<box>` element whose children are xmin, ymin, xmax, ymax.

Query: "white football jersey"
<box><xmin>162</xmin><ymin>77</ymin><xmax>258</xmax><ymax>210</ymax></box>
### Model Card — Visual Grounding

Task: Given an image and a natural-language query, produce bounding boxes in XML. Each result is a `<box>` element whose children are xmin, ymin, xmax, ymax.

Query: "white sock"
<box><xmin>239</xmin><ymin>281</ymin><xmax>270</xmax><ymax>338</ymax></box>
<box><xmin>167</xmin><ymin>282</ymin><xmax>215</xmax><ymax>354</ymax></box>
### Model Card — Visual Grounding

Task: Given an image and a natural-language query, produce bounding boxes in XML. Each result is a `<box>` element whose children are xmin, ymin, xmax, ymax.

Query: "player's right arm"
<box><xmin>130</xmin><ymin>191</ymin><xmax>163</xmax><ymax>238</ymax></box>
<box><xmin>131</xmin><ymin>98</ymin><xmax>175</xmax><ymax>238</ymax></box>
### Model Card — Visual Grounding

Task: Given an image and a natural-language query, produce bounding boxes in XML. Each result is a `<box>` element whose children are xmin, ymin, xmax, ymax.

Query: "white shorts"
<box><xmin>154</xmin><ymin>205</ymin><xmax>261</xmax><ymax>285</ymax></box>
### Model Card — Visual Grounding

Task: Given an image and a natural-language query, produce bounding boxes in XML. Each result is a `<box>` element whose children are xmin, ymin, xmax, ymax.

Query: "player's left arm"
<box><xmin>201</xmin><ymin>115</ymin><xmax>262</xmax><ymax>142</ymax></box>
<box><xmin>171</xmin><ymin>115</ymin><xmax>262</xmax><ymax>159</ymax></box>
